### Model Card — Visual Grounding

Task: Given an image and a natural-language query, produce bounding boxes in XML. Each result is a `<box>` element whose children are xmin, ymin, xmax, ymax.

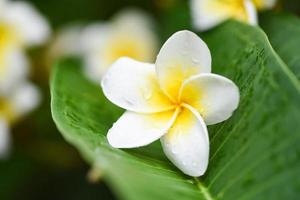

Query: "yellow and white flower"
<box><xmin>47</xmin><ymin>24</ymin><xmax>84</xmax><ymax>64</ymax></box>
<box><xmin>101</xmin><ymin>30</ymin><xmax>240</xmax><ymax>176</ymax></box>
<box><xmin>190</xmin><ymin>0</ymin><xmax>277</xmax><ymax>31</ymax></box>
<box><xmin>80</xmin><ymin>9</ymin><xmax>158</xmax><ymax>82</ymax></box>
<box><xmin>0</xmin><ymin>0</ymin><xmax>50</xmax><ymax>92</ymax></box>
<box><xmin>0</xmin><ymin>0</ymin><xmax>49</xmax><ymax>158</ymax></box>
<box><xmin>0</xmin><ymin>81</ymin><xmax>41</xmax><ymax>158</ymax></box>
<box><xmin>0</xmin><ymin>0</ymin><xmax>50</xmax><ymax>48</ymax></box>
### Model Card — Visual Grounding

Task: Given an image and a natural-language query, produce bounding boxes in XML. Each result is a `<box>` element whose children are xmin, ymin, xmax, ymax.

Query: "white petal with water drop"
<box><xmin>102</xmin><ymin>57</ymin><xmax>174</xmax><ymax>113</ymax></box>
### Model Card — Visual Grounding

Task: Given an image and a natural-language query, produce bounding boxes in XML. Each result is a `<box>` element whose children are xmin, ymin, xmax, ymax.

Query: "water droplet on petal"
<box><xmin>181</xmin><ymin>50</ymin><xmax>188</xmax><ymax>56</ymax></box>
<box><xmin>141</xmin><ymin>87</ymin><xmax>153</xmax><ymax>100</ymax></box>
<box><xmin>102</xmin><ymin>76</ymin><xmax>109</xmax><ymax>86</ymax></box>
<box><xmin>124</xmin><ymin>96</ymin><xmax>135</xmax><ymax>106</ymax></box>
<box><xmin>192</xmin><ymin>58</ymin><xmax>199</xmax><ymax>64</ymax></box>
<box><xmin>192</xmin><ymin>162</ymin><xmax>197</xmax><ymax>167</ymax></box>
<box><xmin>171</xmin><ymin>148</ymin><xmax>178</xmax><ymax>154</ymax></box>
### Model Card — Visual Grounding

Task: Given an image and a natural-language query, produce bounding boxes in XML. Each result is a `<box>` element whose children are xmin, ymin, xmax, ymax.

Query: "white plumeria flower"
<box><xmin>101</xmin><ymin>30</ymin><xmax>240</xmax><ymax>176</ymax></box>
<box><xmin>0</xmin><ymin>0</ymin><xmax>50</xmax><ymax>93</ymax></box>
<box><xmin>0</xmin><ymin>0</ymin><xmax>50</xmax><ymax>48</ymax></box>
<box><xmin>80</xmin><ymin>9</ymin><xmax>158</xmax><ymax>82</ymax></box>
<box><xmin>0</xmin><ymin>0</ymin><xmax>46</xmax><ymax>157</ymax></box>
<box><xmin>0</xmin><ymin>81</ymin><xmax>41</xmax><ymax>125</ymax></box>
<box><xmin>0</xmin><ymin>81</ymin><xmax>41</xmax><ymax>158</ymax></box>
<box><xmin>190</xmin><ymin>0</ymin><xmax>277</xmax><ymax>31</ymax></box>
<box><xmin>48</xmin><ymin>24</ymin><xmax>84</xmax><ymax>63</ymax></box>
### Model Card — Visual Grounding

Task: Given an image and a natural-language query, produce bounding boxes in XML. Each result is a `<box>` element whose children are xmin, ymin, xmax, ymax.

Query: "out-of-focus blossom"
<box><xmin>80</xmin><ymin>9</ymin><xmax>159</xmax><ymax>82</ymax></box>
<box><xmin>0</xmin><ymin>0</ymin><xmax>50</xmax><ymax>48</ymax></box>
<box><xmin>47</xmin><ymin>25</ymin><xmax>84</xmax><ymax>64</ymax></box>
<box><xmin>0</xmin><ymin>82</ymin><xmax>41</xmax><ymax>159</ymax></box>
<box><xmin>0</xmin><ymin>0</ymin><xmax>49</xmax><ymax>158</ymax></box>
<box><xmin>0</xmin><ymin>0</ymin><xmax>50</xmax><ymax>92</ymax></box>
<box><xmin>190</xmin><ymin>0</ymin><xmax>277</xmax><ymax>31</ymax></box>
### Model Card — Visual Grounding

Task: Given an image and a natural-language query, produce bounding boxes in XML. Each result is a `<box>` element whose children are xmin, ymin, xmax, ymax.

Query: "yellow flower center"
<box><xmin>252</xmin><ymin>0</ymin><xmax>265</xmax><ymax>10</ymax></box>
<box><xmin>206</xmin><ymin>0</ymin><xmax>251</xmax><ymax>23</ymax></box>
<box><xmin>103</xmin><ymin>36</ymin><xmax>152</xmax><ymax>67</ymax></box>
<box><xmin>0</xmin><ymin>23</ymin><xmax>20</xmax><ymax>77</ymax></box>
<box><xmin>0</xmin><ymin>97</ymin><xmax>16</xmax><ymax>123</ymax></box>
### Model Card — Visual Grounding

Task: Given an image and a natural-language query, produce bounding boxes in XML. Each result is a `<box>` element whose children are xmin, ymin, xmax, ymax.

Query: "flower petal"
<box><xmin>156</xmin><ymin>30</ymin><xmax>211</xmax><ymax>100</ymax></box>
<box><xmin>244</xmin><ymin>0</ymin><xmax>258</xmax><ymax>25</ymax></box>
<box><xmin>0</xmin><ymin>49</ymin><xmax>29</xmax><ymax>94</ymax></box>
<box><xmin>10</xmin><ymin>82</ymin><xmax>41</xmax><ymax>117</ymax></box>
<box><xmin>79</xmin><ymin>23</ymin><xmax>111</xmax><ymax>81</ymax></box>
<box><xmin>161</xmin><ymin>105</ymin><xmax>209</xmax><ymax>177</ymax></box>
<box><xmin>81</xmin><ymin>10</ymin><xmax>158</xmax><ymax>82</ymax></box>
<box><xmin>48</xmin><ymin>25</ymin><xmax>84</xmax><ymax>60</ymax></box>
<box><xmin>2</xmin><ymin>1</ymin><xmax>50</xmax><ymax>46</ymax></box>
<box><xmin>0</xmin><ymin>118</ymin><xmax>11</xmax><ymax>159</ymax></box>
<box><xmin>190</xmin><ymin>0</ymin><xmax>231</xmax><ymax>31</ymax></box>
<box><xmin>180</xmin><ymin>73</ymin><xmax>239</xmax><ymax>125</ymax></box>
<box><xmin>102</xmin><ymin>57</ymin><xmax>174</xmax><ymax>113</ymax></box>
<box><xmin>253</xmin><ymin>0</ymin><xmax>277</xmax><ymax>10</ymax></box>
<box><xmin>107</xmin><ymin>109</ymin><xmax>178</xmax><ymax>148</ymax></box>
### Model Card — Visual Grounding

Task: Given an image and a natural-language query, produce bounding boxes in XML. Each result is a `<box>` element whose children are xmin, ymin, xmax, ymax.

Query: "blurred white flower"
<box><xmin>48</xmin><ymin>24</ymin><xmax>84</xmax><ymax>63</ymax></box>
<box><xmin>0</xmin><ymin>49</ymin><xmax>28</xmax><ymax>94</ymax></box>
<box><xmin>190</xmin><ymin>0</ymin><xmax>277</xmax><ymax>31</ymax></box>
<box><xmin>0</xmin><ymin>81</ymin><xmax>41</xmax><ymax>158</ymax></box>
<box><xmin>0</xmin><ymin>0</ymin><xmax>49</xmax><ymax>157</ymax></box>
<box><xmin>80</xmin><ymin>9</ymin><xmax>159</xmax><ymax>82</ymax></box>
<box><xmin>0</xmin><ymin>0</ymin><xmax>50</xmax><ymax>48</ymax></box>
<box><xmin>0</xmin><ymin>81</ymin><xmax>41</xmax><ymax>159</ymax></box>
<box><xmin>101</xmin><ymin>31</ymin><xmax>240</xmax><ymax>176</ymax></box>
<box><xmin>0</xmin><ymin>0</ymin><xmax>50</xmax><ymax>92</ymax></box>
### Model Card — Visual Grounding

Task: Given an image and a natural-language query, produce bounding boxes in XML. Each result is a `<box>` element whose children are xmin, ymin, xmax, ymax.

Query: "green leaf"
<box><xmin>51</xmin><ymin>21</ymin><xmax>300</xmax><ymax>200</ymax></box>
<box><xmin>260</xmin><ymin>12</ymin><xmax>300</xmax><ymax>79</ymax></box>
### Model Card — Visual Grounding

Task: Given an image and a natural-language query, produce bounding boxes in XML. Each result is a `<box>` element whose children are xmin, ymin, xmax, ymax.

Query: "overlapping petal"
<box><xmin>107</xmin><ymin>109</ymin><xmax>178</xmax><ymax>148</ymax></box>
<box><xmin>161</xmin><ymin>105</ymin><xmax>209</xmax><ymax>176</ymax></box>
<box><xmin>102</xmin><ymin>57</ymin><xmax>174</xmax><ymax>113</ymax></box>
<box><xmin>156</xmin><ymin>30</ymin><xmax>211</xmax><ymax>100</ymax></box>
<box><xmin>180</xmin><ymin>73</ymin><xmax>239</xmax><ymax>125</ymax></box>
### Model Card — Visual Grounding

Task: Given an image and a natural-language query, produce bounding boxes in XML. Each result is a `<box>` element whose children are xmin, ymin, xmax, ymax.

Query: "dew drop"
<box><xmin>171</xmin><ymin>148</ymin><xmax>178</xmax><ymax>154</ymax></box>
<box><xmin>192</xmin><ymin>162</ymin><xmax>197</xmax><ymax>167</ymax></box>
<box><xmin>141</xmin><ymin>87</ymin><xmax>153</xmax><ymax>100</ymax></box>
<box><xmin>102</xmin><ymin>75</ymin><xmax>109</xmax><ymax>87</ymax></box>
<box><xmin>124</xmin><ymin>96</ymin><xmax>135</xmax><ymax>106</ymax></box>
<box><xmin>192</xmin><ymin>58</ymin><xmax>199</xmax><ymax>64</ymax></box>
<box><xmin>181</xmin><ymin>50</ymin><xmax>189</xmax><ymax>56</ymax></box>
